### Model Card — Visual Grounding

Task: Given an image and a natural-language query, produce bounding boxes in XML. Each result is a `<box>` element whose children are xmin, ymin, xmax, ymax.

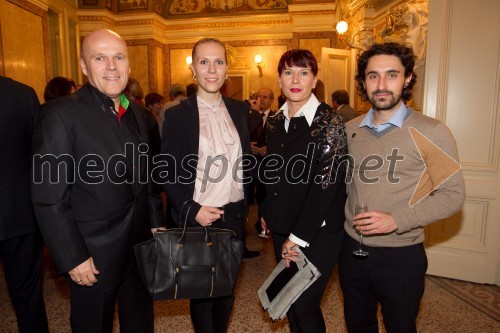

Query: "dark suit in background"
<box><xmin>331</xmin><ymin>89</ymin><xmax>359</xmax><ymax>123</ymax></box>
<box><xmin>247</xmin><ymin>108</ymin><xmax>270</xmax><ymax>233</ymax></box>
<box><xmin>337</xmin><ymin>104</ymin><xmax>359</xmax><ymax>123</ymax></box>
<box><xmin>32</xmin><ymin>83</ymin><xmax>163</xmax><ymax>332</ymax></box>
<box><xmin>0</xmin><ymin>76</ymin><xmax>49</xmax><ymax>333</ymax></box>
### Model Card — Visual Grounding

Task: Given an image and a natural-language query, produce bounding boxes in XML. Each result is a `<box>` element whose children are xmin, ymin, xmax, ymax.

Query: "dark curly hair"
<box><xmin>355</xmin><ymin>42</ymin><xmax>417</xmax><ymax>102</ymax></box>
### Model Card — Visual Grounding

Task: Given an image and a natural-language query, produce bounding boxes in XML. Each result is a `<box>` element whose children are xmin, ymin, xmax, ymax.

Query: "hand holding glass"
<box><xmin>353</xmin><ymin>203</ymin><xmax>369</xmax><ymax>257</ymax></box>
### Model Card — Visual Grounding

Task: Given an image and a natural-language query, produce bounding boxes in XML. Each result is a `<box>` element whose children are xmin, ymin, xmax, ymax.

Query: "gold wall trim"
<box><xmin>115</xmin><ymin>19</ymin><xmax>167</xmax><ymax>29</ymax></box>
<box><xmin>78</xmin><ymin>15</ymin><xmax>115</xmax><ymax>26</ymax></box>
<box><xmin>9</xmin><ymin>0</ymin><xmax>46</xmax><ymax>16</ymax></box>
<box><xmin>78</xmin><ymin>14</ymin><xmax>291</xmax><ymax>31</ymax></box>
<box><xmin>290</xmin><ymin>10</ymin><xmax>335</xmax><ymax>16</ymax></box>
<box><xmin>164</xmin><ymin>19</ymin><xmax>291</xmax><ymax>31</ymax></box>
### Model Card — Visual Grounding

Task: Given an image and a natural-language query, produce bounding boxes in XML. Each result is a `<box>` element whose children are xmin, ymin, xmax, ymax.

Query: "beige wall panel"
<box><xmin>0</xmin><ymin>1</ymin><xmax>46</xmax><ymax>100</ymax></box>
<box><xmin>234</xmin><ymin>44</ymin><xmax>287</xmax><ymax>109</ymax></box>
<box><xmin>156</xmin><ymin>47</ymin><xmax>163</xmax><ymax>96</ymax></box>
<box><xmin>299</xmin><ymin>38</ymin><xmax>330</xmax><ymax>64</ymax></box>
<box><xmin>128</xmin><ymin>45</ymin><xmax>149</xmax><ymax>96</ymax></box>
<box><xmin>443</xmin><ymin>1</ymin><xmax>499</xmax><ymax>167</ymax></box>
<box><xmin>170</xmin><ymin>48</ymin><xmax>194</xmax><ymax>96</ymax></box>
<box><xmin>424</xmin><ymin>0</ymin><xmax>500</xmax><ymax>284</ymax></box>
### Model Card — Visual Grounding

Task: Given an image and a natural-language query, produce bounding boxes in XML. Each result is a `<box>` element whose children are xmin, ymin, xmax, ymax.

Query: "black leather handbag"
<box><xmin>134</xmin><ymin>201</ymin><xmax>244</xmax><ymax>300</ymax></box>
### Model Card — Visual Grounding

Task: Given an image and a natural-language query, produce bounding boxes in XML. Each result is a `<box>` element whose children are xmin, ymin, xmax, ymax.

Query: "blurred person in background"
<box><xmin>1</xmin><ymin>75</ymin><xmax>49</xmax><ymax>333</ymax></box>
<box><xmin>43</xmin><ymin>76</ymin><xmax>76</xmax><ymax>103</ymax></box>
<box><xmin>125</xmin><ymin>77</ymin><xmax>144</xmax><ymax>106</ymax></box>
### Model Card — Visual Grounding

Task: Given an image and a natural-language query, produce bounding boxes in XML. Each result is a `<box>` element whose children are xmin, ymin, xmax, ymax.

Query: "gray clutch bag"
<box><xmin>258</xmin><ymin>247</ymin><xmax>321</xmax><ymax>321</ymax></box>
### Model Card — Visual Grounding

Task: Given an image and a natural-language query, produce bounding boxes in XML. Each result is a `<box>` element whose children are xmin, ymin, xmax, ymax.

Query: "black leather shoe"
<box><xmin>254</xmin><ymin>220</ymin><xmax>263</xmax><ymax>234</ymax></box>
<box><xmin>243</xmin><ymin>247</ymin><xmax>260</xmax><ymax>259</ymax></box>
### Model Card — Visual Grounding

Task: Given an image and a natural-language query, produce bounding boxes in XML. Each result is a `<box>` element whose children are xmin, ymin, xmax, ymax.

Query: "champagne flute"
<box><xmin>353</xmin><ymin>202</ymin><xmax>369</xmax><ymax>257</ymax></box>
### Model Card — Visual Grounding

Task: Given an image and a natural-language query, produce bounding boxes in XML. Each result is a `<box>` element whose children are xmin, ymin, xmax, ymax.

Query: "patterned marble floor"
<box><xmin>1</xmin><ymin>204</ymin><xmax>499</xmax><ymax>332</ymax></box>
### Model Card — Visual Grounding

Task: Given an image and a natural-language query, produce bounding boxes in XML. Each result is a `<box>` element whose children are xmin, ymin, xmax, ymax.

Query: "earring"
<box><xmin>193</xmin><ymin>74</ymin><xmax>197</xmax><ymax>80</ymax></box>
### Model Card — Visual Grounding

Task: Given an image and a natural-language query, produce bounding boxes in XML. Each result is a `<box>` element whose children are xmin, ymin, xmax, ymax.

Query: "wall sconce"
<box><xmin>336</xmin><ymin>20</ymin><xmax>349</xmax><ymax>35</ymax></box>
<box><xmin>186</xmin><ymin>56</ymin><xmax>192</xmax><ymax>66</ymax></box>
<box><xmin>255</xmin><ymin>54</ymin><xmax>265</xmax><ymax>77</ymax></box>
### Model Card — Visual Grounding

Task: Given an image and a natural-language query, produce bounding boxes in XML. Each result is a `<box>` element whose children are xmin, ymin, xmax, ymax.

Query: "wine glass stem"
<box><xmin>359</xmin><ymin>233</ymin><xmax>363</xmax><ymax>250</ymax></box>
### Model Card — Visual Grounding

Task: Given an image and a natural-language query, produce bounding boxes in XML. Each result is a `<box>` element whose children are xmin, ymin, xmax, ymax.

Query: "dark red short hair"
<box><xmin>277</xmin><ymin>49</ymin><xmax>318</xmax><ymax>76</ymax></box>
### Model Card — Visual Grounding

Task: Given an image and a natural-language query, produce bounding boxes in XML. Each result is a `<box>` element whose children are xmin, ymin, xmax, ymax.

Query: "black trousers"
<box><xmin>272</xmin><ymin>229</ymin><xmax>343</xmax><ymax>333</ymax></box>
<box><xmin>251</xmin><ymin>179</ymin><xmax>266</xmax><ymax>233</ymax></box>
<box><xmin>0</xmin><ymin>232</ymin><xmax>48</xmax><ymax>333</ymax></box>
<box><xmin>338</xmin><ymin>233</ymin><xmax>428</xmax><ymax>333</ymax></box>
<box><xmin>68</xmin><ymin>262</ymin><xmax>153</xmax><ymax>333</ymax></box>
<box><xmin>190</xmin><ymin>200</ymin><xmax>246</xmax><ymax>333</ymax></box>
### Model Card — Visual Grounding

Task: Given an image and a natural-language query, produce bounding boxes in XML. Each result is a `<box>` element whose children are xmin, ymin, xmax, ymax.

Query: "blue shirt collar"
<box><xmin>359</xmin><ymin>103</ymin><xmax>408</xmax><ymax>131</ymax></box>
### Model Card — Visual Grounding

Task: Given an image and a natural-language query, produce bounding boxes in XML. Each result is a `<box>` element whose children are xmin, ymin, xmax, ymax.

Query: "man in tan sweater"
<box><xmin>338</xmin><ymin>43</ymin><xmax>465</xmax><ymax>333</ymax></box>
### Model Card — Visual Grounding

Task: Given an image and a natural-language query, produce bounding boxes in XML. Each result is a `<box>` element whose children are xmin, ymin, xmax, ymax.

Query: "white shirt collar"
<box><xmin>280</xmin><ymin>94</ymin><xmax>320</xmax><ymax>127</ymax></box>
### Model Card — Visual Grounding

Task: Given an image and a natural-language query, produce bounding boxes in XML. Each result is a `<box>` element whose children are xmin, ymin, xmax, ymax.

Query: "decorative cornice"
<box><xmin>164</xmin><ymin>19</ymin><xmax>291</xmax><ymax>31</ymax></box>
<box><xmin>288</xmin><ymin>3</ymin><xmax>336</xmax><ymax>12</ymax></box>
<box><xmin>10</xmin><ymin>0</ymin><xmax>47</xmax><ymax>15</ymax></box>
<box><xmin>25</xmin><ymin>0</ymin><xmax>48</xmax><ymax>11</ymax></box>
<box><xmin>289</xmin><ymin>10</ymin><xmax>335</xmax><ymax>17</ymax></box>
<box><xmin>77</xmin><ymin>4</ymin><xmax>346</xmax><ymax>43</ymax></box>
<box><xmin>79</xmin><ymin>15</ymin><xmax>115</xmax><ymax>26</ymax></box>
<box><xmin>115</xmin><ymin>19</ymin><xmax>167</xmax><ymax>30</ymax></box>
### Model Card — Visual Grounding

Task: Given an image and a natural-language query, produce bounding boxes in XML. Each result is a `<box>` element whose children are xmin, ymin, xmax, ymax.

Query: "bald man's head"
<box><xmin>79</xmin><ymin>29</ymin><xmax>130</xmax><ymax>106</ymax></box>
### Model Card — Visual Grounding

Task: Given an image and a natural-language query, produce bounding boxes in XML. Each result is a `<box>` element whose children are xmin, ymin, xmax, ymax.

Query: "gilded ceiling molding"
<box><xmin>116</xmin><ymin>19</ymin><xmax>167</xmax><ymax>31</ymax></box>
<box><xmin>164</xmin><ymin>19</ymin><xmax>292</xmax><ymax>31</ymax></box>
<box><xmin>11</xmin><ymin>0</ymin><xmax>47</xmax><ymax>16</ymax></box>
<box><xmin>289</xmin><ymin>10</ymin><xmax>336</xmax><ymax>16</ymax></box>
<box><xmin>78</xmin><ymin>15</ymin><xmax>116</xmax><ymax>26</ymax></box>
<box><xmin>77</xmin><ymin>2</ymin><xmax>345</xmax><ymax>43</ymax></box>
<box><xmin>24</xmin><ymin>0</ymin><xmax>48</xmax><ymax>12</ymax></box>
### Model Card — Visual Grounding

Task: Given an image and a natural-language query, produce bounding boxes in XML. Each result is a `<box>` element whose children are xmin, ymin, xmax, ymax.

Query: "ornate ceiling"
<box><xmin>78</xmin><ymin>0</ymin><xmax>340</xmax><ymax>19</ymax></box>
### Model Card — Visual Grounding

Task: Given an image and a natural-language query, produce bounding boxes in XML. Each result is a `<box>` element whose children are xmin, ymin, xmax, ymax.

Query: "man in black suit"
<box><xmin>32</xmin><ymin>29</ymin><xmax>163</xmax><ymax>333</ymax></box>
<box><xmin>331</xmin><ymin>89</ymin><xmax>359</xmax><ymax>122</ymax></box>
<box><xmin>0</xmin><ymin>76</ymin><xmax>49</xmax><ymax>333</ymax></box>
<box><xmin>249</xmin><ymin>87</ymin><xmax>274</xmax><ymax>235</ymax></box>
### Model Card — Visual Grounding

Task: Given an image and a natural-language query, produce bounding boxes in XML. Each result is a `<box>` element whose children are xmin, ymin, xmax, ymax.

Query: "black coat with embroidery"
<box><xmin>260</xmin><ymin>102</ymin><xmax>347</xmax><ymax>244</ymax></box>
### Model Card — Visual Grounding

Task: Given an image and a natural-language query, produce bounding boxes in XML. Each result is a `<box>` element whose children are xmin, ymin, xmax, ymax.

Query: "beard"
<box><xmin>368</xmin><ymin>90</ymin><xmax>403</xmax><ymax>111</ymax></box>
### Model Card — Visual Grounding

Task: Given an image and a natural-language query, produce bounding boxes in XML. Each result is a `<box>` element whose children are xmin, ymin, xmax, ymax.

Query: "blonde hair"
<box><xmin>192</xmin><ymin>37</ymin><xmax>227</xmax><ymax>63</ymax></box>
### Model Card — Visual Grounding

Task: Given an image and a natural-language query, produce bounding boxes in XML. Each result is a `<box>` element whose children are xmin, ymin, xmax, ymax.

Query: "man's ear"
<box><xmin>79</xmin><ymin>58</ymin><xmax>88</xmax><ymax>76</ymax></box>
<box><xmin>404</xmin><ymin>73</ymin><xmax>412</xmax><ymax>88</ymax></box>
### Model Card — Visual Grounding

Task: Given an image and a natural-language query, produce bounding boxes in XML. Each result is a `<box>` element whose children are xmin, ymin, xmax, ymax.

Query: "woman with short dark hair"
<box><xmin>261</xmin><ymin>49</ymin><xmax>347</xmax><ymax>332</ymax></box>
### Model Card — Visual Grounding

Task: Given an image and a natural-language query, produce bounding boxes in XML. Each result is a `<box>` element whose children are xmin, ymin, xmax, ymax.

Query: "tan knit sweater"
<box><xmin>344</xmin><ymin>107</ymin><xmax>465</xmax><ymax>248</ymax></box>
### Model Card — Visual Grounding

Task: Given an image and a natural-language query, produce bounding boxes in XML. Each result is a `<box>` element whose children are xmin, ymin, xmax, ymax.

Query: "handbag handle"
<box><xmin>178</xmin><ymin>200</ymin><xmax>213</xmax><ymax>247</ymax></box>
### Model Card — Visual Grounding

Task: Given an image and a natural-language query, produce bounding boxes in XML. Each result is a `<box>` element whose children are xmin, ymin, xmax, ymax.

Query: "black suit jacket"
<box><xmin>32</xmin><ymin>83</ymin><xmax>163</xmax><ymax>286</ymax></box>
<box><xmin>248</xmin><ymin>109</ymin><xmax>274</xmax><ymax>148</ymax></box>
<box><xmin>0</xmin><ymin>77</ymin><xmax>39</xmax><ymax>241</ymax></box>
<box><xmin>261</xmin><ymin>103</ymin><xmax>347</xmax><ymax>244</ymax></box>
<box><xmin>160</xmin><ymin>94</ymin><xmax>252</xmax><ymax>226</ymax></box>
